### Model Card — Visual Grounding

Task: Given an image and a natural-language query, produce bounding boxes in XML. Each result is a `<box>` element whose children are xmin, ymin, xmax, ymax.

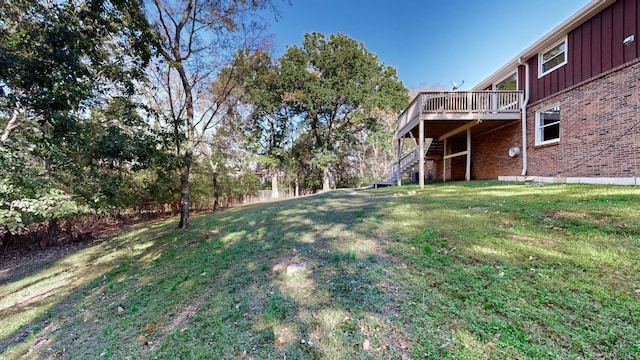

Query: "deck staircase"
<box><xmin>373</xmin><ymin>139</ymin><xmax>436</xmax><ymax>188</ymax></box>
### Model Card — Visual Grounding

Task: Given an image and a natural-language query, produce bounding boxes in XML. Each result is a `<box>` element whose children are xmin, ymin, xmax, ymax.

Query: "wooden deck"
<box><xmin>396</xmin><ymin>90</ymin><xmax>524</xmax><ymax>140</ymax></box>
<box><xmin>379</xmin><ymin>90</ymin><xmax>525</xmax><ymax>188</ymax></box>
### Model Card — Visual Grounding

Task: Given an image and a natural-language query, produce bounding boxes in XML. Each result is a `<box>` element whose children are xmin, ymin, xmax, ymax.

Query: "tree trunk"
<box><xmin>295</xmin><ymin>177</ymin><xmax>299</xmax><ymax>197</ymax></box>
<box><xmin>177</xmin><ymin>151</ymin><xmax>192</xmax><ymax>228</ymax></box>
<box><xmin>213</xmin><ymin>172</ymin><xmax>220</xmax><ymax>211</ymax></box>
<box><xmin>44</xmin><ymin>219</ymin><xmax>59</xmax><ymax>248</ymax></box>
<box><xmin>42</xmin><ymin>122</ymin><xmax>51</xmax><ymax>177</ymax></box>
<box><xmin>322</xmin><ymin>167</ymin><xmax>331</xmax><ymax>192</ymax></box>
<box><xmin>271</xmin><ymin>172</ymin><xmax>279</xmax><ymax>199</ymax></box>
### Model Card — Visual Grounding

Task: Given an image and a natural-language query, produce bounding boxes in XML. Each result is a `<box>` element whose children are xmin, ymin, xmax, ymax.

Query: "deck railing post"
<box><xmin>419</xmin><ymin>119</ymin><xmax>425</xmax><ymax>188</ymax></box>
<box><xmin>443</xmin><ymin>138</ymin><xmax>447</xmax><ymax>182</ymax></box>
<box><xmin>396</xmin><ymin>138</ymin><xmax>401</xmax><ymax>186</ymax></box>
<box><xmin>466</xmin><ymin>127</ymin><xmax>471</xmax><ymax>181</ymax></box>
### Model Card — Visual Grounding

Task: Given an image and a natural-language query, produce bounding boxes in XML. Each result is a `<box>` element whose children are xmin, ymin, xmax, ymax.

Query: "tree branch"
<box><xmin>1</xmin><ymin>108</ymin><xmax>23</xmax><ymax>144</ymax></box>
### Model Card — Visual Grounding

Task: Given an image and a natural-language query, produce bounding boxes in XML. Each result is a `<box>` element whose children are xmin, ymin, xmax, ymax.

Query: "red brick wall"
<box><xmin>433</xmin><ymin>159</ymin><xmax>444</xmax><ymax>180</ymax></box>
<box><xmin>469</xmin><ymin>59</ymin><xmax>640</xmax><ymax>179</ymax></box>
<box><xmin>450</xmin><ymin>157</ymin><xmax>466</xmax><ymax>180</ymax></box>
<box><xmin>526</xmin><ymin>60</ymin><xmax>640</xmax><ymax>177</ymax></box>
<box><xmin>472</xmin><ymin>123</ymin><xmax>522</xmax><ymax>179</ymax></box>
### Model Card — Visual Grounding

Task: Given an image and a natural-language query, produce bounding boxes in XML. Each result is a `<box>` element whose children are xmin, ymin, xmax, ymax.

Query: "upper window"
<box><xmin>535</xmin><ymin>105</ymin><xmax>560</xmax><ymax>145</ymax></box>
<box><xmin>538</xmin><ymin>37</ymin><xmax>568</xmax><ymax>77</ymax></box>
<box><xmin>494</xmin><ymin>72</ymin><xmax>518</xmax><ymax>91</ymax></box>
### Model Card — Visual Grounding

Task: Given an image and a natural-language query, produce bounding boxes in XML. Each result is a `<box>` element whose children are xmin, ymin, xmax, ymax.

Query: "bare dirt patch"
<box><xmin>163</xmin><ymin>302</ymin><xmax>200</xmax><ymax>336</ymax></box>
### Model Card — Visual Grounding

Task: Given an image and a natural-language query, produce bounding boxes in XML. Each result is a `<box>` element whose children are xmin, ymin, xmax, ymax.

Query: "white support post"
<box><xmin>492</xmin><ymin>87</ymin><xmax>498</xmax><ymax>113</ymax></box>
<box><xmin>466</xmin><ymin>127</ymin><xmax>471</xmax><ymax>181</ymax></box>
<box><xmin>444</xmin><ymin>150</ymin><xmax>468</xmax><ymax>160</ymax></box>
<box><xmin>438</xmin><ymin>120</ymin><xmax>481</xmax><ymax>141</ymax></box>
<box><xmin>419</xmin><ymin>120</ymin><xmax>425</xmax><ymax>189</ymax></box>
<box><xmin>396</xmin><ymin>138</ymin><xmax>402</xmax><ymax>186</ymax></box>
<box><xmin>443</xmin><ymin>138</ymin><xmax>447</xmax><ymax>182</ymax></box>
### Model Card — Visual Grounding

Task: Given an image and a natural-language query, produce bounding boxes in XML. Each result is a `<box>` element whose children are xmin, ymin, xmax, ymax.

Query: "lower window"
<box><xmin>535</xmin><ymin>105</ymin><xmax>560</xmax><ymax>145</ymax></box>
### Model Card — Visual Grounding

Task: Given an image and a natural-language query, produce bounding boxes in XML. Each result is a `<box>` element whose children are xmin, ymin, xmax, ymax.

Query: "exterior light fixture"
<box><xmin>623</xmin><ymin>34</ymin><xmax>635</xmax><ymax>46</ymax></box>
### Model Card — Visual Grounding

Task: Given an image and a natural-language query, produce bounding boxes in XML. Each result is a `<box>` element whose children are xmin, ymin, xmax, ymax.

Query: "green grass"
<box><xmin>1</xmin><ymin>181</ymin><xmax>639</xmax><ymax>359</ymax></box>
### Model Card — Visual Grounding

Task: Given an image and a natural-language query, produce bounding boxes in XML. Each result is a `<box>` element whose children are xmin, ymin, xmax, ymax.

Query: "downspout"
<box><xmin>518</xmin><ymin>57</ymin><xmax>530</xmax><ymax>176</ymax></box>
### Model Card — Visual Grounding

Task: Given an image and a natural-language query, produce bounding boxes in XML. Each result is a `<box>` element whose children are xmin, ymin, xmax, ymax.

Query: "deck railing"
<box><xmin>389</xmin><ymin>163</ymin><xmax>398</xmax><ymax>181</ymax></box>
<box><xmin>398</xmin><ymin>90</ymin><xmax>524</xmax><ymax>132</ymax></box>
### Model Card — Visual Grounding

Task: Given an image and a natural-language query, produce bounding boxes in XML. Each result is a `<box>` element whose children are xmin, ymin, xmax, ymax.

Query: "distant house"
<box><xmin>387</xmin><ymin>0</ymin><xmax>640</xmax><ymax>187</ymax></box>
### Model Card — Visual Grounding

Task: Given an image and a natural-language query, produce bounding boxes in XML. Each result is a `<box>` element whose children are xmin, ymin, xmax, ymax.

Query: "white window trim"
<box><xmin>538</xmin><ymin>36</ymin><xmax>568</xmax><ymax>78</ymax></box>
<box><xmin>535</xmin><ymin>103</ymin><xmax>561</xmax><ymax>146</ymax></box>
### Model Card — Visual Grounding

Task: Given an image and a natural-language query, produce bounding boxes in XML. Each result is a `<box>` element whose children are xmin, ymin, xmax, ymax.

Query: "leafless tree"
<box><xmin>145</xmin><ymin>0</ymin><xmax>276</xmax><ymax>228</ymax></box>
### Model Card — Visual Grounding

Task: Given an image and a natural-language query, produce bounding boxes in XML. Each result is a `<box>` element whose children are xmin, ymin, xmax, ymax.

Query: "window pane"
<box><xmin>543</xmin><ymin>42</ymin><xmax>565</xmax><ymax>62</ymax></box>
<box><xmin>538</xmin><ymin>105</ymin><xmax>560</xmax><ymax>142</ymax></box>
<box><xmin>496</xmin><ymin>73</ymin><xmax>517</xmax><ymax>90</ymax></box>
<box><xmin>542</xmin><ymin>123</ymin><xmax>560</xmax><ymax>141</ymax></box>
<box><xmin>541</xmin><ymin>40</ymin><xmax>567</xmax><ymax>74</ymax></box>
<box><xmin>542</xmin><ymin>53</ymin><xmax>566</xmax><ymax>72</ymax></box>
<box><xmin>541</xmin><ymin>112</ymin><xmax>560</xmax><ymax>126</ymax></box>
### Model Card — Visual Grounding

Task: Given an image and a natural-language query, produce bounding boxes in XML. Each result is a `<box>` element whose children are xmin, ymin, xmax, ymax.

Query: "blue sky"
<box><xmin>263</xmin><ymin>0</ymin><xmax>590</xmax><ymax>90</ymax></box>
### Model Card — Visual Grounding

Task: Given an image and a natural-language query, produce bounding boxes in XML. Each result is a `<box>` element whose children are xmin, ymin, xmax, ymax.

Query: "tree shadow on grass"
<box><xmin>0</xmin><ymin>217</ymin><xmax>182</xmax><ymax>356</ymax></box>
<box><xmin>0</xmin><ymin>189</ymin><xmax>413</xmax><ymax>359</ymax></box>
<box><xmin>2</xmin><ymin>184</ymin><xmax>639</xmax><ymax>358</ymax></box>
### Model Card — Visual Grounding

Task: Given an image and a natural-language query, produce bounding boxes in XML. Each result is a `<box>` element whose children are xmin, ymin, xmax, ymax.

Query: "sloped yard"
<box><xmin>1</xmin><ymin>181</ymin><xmax>639</xmax><ymax>359</ymax></box>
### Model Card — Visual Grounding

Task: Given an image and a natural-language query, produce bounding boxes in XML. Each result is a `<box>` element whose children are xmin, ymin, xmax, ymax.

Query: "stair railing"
<box><xmin>387</xmin><ymin>139</ymin><xmax>434</xmax><ymax>182</ymax></box>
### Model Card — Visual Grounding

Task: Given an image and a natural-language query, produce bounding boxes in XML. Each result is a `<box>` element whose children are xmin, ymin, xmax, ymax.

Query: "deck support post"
<box><xmin>419</xmin><ymin>119</ymin><xmax>425</xmax><ymax>189</ymax></box>
<box><xmin>443</xmin><ymin>138</ymin><xmax>447</xmax><ymax>182</ymax></box>
<box><xmin>396</xmin><ymin>138</ymin><xmax>401</xmax><ymax>186</ymax></box>
<box><xmin>466</xmin><ymin>127</ymin><xmax>471</xmax><ymax>181</ymax></box>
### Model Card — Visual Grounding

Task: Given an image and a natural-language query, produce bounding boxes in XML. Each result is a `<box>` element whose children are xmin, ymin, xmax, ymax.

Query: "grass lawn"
<box><xmin>1</xmin><ymin>181</ymin><xmax>639</xmax><ymax>359</ymax></box>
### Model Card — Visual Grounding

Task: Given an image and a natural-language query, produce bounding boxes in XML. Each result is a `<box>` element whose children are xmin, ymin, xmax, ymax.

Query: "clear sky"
<box><xmin>263</xmin><ymin>0</ymin><xmax>590</xmax><ymax>90</ymax></box>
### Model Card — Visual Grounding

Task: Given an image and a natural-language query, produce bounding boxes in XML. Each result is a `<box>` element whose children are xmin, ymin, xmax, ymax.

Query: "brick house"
<box><xmin>386</xmin><ymin>0</ymin><xmax>640</xmax><ymax>187</ymax></box>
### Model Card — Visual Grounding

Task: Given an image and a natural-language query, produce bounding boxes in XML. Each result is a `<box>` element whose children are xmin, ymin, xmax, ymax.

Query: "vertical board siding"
<box><xmin>592</xmin><ymin>14</ymin><xmax>602</xmax><ymax>75</ymax></box>
<box><xmin>582</xmin><ymin>25</ymin><xmax>592</xmax><ymax>79</ymax></box>
<box><xmin>624</xmin><ymin>0</ymin><xmax>637</xmax><ymax>61</ymax></box>
<box><xmin>550</xmin><ymin>62</ymin><xmax>559</xmax><ymax>94</ymax></box>
<box><xmin>573</xmin><ymin>29</ymin><xmax>583</xmax><ymax>83</ymax></box>
<box><xmin>565</xmin><ymin>32</ymin><xmax>575</xmax><ymax>87</ymax></box>
<box><xmin>602</xmin><ymin>6</ymin><xmax>613</xmax><ymax>71</ymax></box>
<box><xmin>558</xmin><ymin>62</ymin><xmax>566</xmax><ymax>91</ymax></box>
<box><xmin>638</xmin><ymin>0</ymin><xmax>640</xmax><ymax>58</ymax></box>
<box><xmin>612</xmin><ymin>0</ymin><xmax>625</xmax><ymax>67</ymax></box>
<box><xmin>544</xmin><ymin>71</ymin><xmax>551</xmax><ymax>100</ymax></box>
<box><xmin>529</xmin><ymin>0</ymin><xmax>638</xmax><ymax>102</ymax></box>
<box><xmin>518</xmin><ymin>65</ymin><xmax>526</xmax><ymax>91</ymax></box>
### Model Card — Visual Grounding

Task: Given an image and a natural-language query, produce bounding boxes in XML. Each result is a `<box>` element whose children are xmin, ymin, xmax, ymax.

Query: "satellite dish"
<box><xmin>451</xmin><ymin>80</ymin><xmax>465</xmax><ymax>91</ymax></box>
